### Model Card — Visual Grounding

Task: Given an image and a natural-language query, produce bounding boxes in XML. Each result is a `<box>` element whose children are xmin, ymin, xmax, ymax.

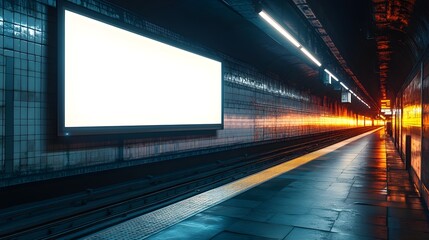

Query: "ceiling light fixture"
<box><xmin>258</xmin><ymin>11</ymin><xmax>301</xmax><ymax>48</ymax></box>
<box><xmin>258</xmin><ymin>9</ymin><xmax>371</xmax><ymax>109</ymax></box>
<box><xmin>324</xmin><ymin>69</ymin><xmax>338</xmax><ymax>81</ymax></box>
<box><xmin>300</xmin><ymin>47</ymin><xmax>322</xmax><ymax>67</ymax></box>
<box><xmin>339</xmin><ymin>82</ymin><xmax>349</xmax><ymax>90</ymax></box>
<box><xmin>259</xmin><ymin>10</ymin><xmax>321</xmax><ymax>67</ymax></box>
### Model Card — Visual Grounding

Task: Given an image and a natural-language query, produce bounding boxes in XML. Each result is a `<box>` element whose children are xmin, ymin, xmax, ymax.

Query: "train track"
<box><xmin>0</xmin><ymin>127</ymin><xmax>378</xmax><ymax>239</ymax></box>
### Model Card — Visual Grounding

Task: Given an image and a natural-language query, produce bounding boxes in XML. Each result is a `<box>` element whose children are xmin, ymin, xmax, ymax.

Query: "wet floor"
<box><xmin>146</xmin><ymin>130</ymin><xmax>429</xmax><ymax>240</ymax></box>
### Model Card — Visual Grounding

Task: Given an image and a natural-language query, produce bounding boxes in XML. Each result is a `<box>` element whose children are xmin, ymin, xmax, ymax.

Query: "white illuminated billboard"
<box><xmin>60</xmin><ymin>8</ymin><xmax>222</xmax><ymax>135</ymax></box>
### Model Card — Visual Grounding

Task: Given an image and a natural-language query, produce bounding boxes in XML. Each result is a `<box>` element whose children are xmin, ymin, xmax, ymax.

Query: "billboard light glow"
<box><xmin>59</xmin><ymin>5</ymin><xmax>223</xmax><ymax>135</ymax></box>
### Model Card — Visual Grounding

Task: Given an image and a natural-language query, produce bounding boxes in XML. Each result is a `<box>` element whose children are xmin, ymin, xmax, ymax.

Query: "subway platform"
<box><xmin>84</xmin><ymin>128</ymin><xmax>429</xmax><ymax>240</ymax></box>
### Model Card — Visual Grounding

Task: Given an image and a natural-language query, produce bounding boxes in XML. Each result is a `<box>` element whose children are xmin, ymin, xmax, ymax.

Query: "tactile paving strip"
<box><xmin>84</xmin><ymin>128</ymin><xmax>381</xmax><ymax>240</ymax></box>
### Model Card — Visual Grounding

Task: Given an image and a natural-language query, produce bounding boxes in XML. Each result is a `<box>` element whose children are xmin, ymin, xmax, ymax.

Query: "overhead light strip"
<box><xmin>259</xmin><ymin>11</ymin><xmax>301</xmax><ymax>48</ymax></box>
<box><xmin>259</xmin><ymin>10</ymin><xmax>321</xmax><ymax>67</ymax></box>
<box><xmin>324</xmin><ymin>69</ymin><xmax>338</xmax><ymax>81</ymax></box>
<box><xmin>259</xmin><ymin>10</ymin><xmax>370</xmax><ymax>109</ymax></box>
<box><xmin>339</xmin><ymin>81</ymin><xmax>370</xmax><ymax>107</ymax></box>
<box><xmin>339</xmin><ymin>82</ymin><xmax>349</xmax><ymax>90</ymax></box>
<box><xmin>339</xmin><ymin>80</ymin><xmax>370</xmax><ymax>107</ymax></box>
<box><xmin>324</xmin><ymin>68</ymin><xmax>371</xmax><ymax>108</ymax></box>
<box><xmin>300</xmin><ymin>47</ymin><xmax>322</xmax><ymax>67</ymax></box>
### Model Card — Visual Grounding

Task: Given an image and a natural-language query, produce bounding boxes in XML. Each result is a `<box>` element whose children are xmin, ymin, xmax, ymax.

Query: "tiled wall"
<box><xmin>0</xmin><ymin>0</ymin><xmax>367</xmax><ymax>186</ymax></box>
<box><xmin>1</xmin><ymin>0</ymin><xmax>54</xmax><ymax>179</ymax></box>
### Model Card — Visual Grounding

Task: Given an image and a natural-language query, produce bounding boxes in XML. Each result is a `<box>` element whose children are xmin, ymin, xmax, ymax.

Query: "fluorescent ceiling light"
<box><xmin>259</xmin><ymin>10</ymin><xmax>370</xmax><ymax>109</ymax></box>
<box><xmin>259</xmin><ymin>10</ymin><xmax>321</xmax><ymax>67</ymax></box>
<box><xmin>338</xmin><ymin>81</ymin><xmax>371</xmax><ymax>109</ymax></box>
<box><xmin>300</xmin><ymin>47</ymin><xmax>322</xmax><ymax>67</ymax></box>
<box><xmin>339</xmin><ymin>82</ymin><xmax>349</xmax><ymax>90</ymax></box>
<box><xmin>324</xmin><ymin>69</ymin><xmax>338</xmax><ymax>81</ymax></box>
<box><xmin>259</xmin><ymin>10</ymin><xmax>301</xmax><ymax>48</ymax></box>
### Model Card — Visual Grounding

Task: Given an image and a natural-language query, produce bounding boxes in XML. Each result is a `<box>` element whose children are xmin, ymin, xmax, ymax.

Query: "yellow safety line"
<box><xmin>85</xmin><ymin>127</ymin><xmax>382</xmax><ymax>240</ymax></box>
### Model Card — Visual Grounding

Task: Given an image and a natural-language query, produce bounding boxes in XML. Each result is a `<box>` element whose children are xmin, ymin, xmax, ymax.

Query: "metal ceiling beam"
<box><xmin>291</xmin><ymin>0</ymin><xmax>379</xmax><ymax>110</ymax></box>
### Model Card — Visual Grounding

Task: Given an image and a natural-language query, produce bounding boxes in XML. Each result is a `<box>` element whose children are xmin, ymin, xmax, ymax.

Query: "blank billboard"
<box><xmin>59</xmin><ymin>7</ymin><xmax>222</xmax><ymax>135</ymax></box>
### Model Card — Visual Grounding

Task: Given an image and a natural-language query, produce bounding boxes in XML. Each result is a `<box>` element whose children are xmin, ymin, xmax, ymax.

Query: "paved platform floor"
<box><xmin>87</xmin><ymin>129</ymin><xmax>429</xmax><ymax>240</ymax></box>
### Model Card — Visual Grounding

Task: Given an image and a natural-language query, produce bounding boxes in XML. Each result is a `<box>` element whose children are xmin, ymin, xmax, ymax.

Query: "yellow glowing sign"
<box><xmin>402</xmin><ymin>104</ymin><xmax>421</xmax><ymax>127</ymax></box>
<box><xmin>381</xmin><ymin>99</ymin><xmax>391</xmax><ymax>114</ymax></box>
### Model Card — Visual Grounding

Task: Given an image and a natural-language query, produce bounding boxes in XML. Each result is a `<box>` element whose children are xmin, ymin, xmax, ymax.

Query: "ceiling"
<box><xmin>105</xmin><ymin>0</ymin><xmax>429</xmax><ymax>116</ymax></box>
